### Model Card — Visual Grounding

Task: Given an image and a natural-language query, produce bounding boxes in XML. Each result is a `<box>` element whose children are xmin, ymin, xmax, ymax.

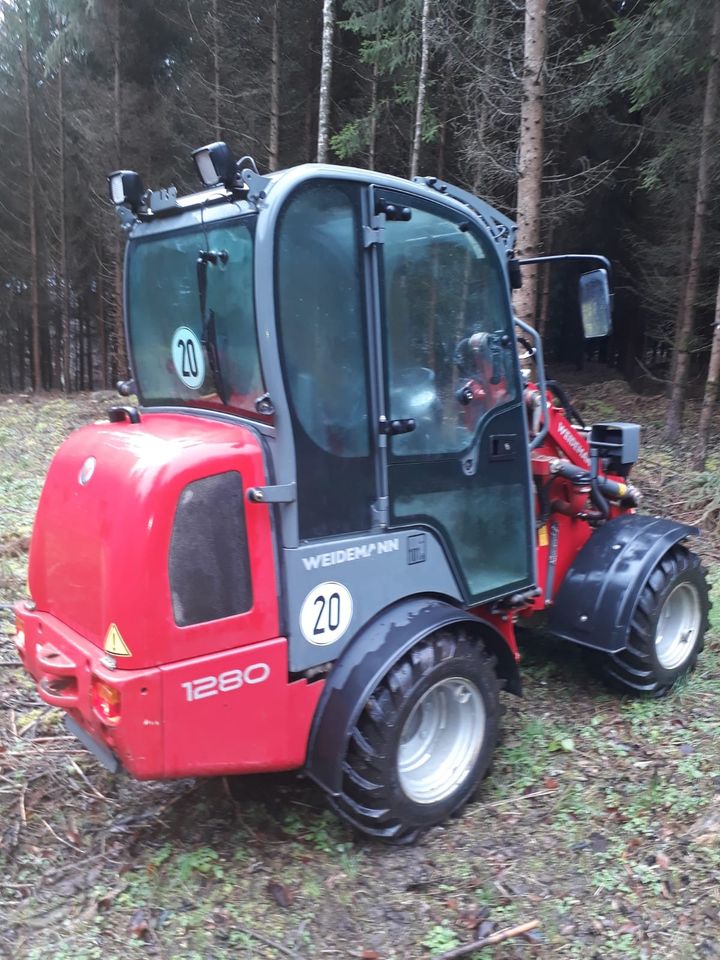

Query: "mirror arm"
<box><xmin>514</xmin><ymin>317</ymin><xmax>549</xmax><ymax>451</ymax></box>
<box><xmin>514</xmin><ymin>254</ymin><xmax>613</xmax><ymax>289</ymax></box>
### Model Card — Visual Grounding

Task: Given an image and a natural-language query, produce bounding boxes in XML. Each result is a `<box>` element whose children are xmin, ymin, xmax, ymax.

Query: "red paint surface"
<box><xmin>16</xmin><ymin>608</ymin><xmax>322</xmax><ymax>778</ymax></box>
<box><xmin>28</xmin><ymin>412</ymin><xmax>279</xmax><ymax>669</ymax></box>
<box><xmin>160</xmin><ymin>638</ymin><xmax>324</xmax><ymax>776</ymax></box>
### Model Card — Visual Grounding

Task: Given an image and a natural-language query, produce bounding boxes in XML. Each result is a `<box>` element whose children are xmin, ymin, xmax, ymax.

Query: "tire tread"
<box><xmin>333</xmin><ymin>629</ymin><xmax>500</xmax><ymax>842</ymax></box>
<box><xmin>594</xmin><ymin>544</ymin><xmax>709</xmax><ymax>697</ymax></box>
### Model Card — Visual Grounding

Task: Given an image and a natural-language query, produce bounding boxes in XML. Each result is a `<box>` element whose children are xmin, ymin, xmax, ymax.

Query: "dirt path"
<box><xmin>1</xmin><ymin>377</ymin><xmax>719</xmax><ymax>960</ymax></box>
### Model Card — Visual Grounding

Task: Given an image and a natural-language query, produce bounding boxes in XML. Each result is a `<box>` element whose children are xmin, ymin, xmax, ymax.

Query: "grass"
<box><xmin>2</xmin><ymin>379</ymin><xmax>720</xmax><ymax>959</ymax></box>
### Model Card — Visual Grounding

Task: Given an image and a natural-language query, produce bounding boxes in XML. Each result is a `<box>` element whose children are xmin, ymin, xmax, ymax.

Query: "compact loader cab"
<box><xmin>14</xmin><ymin>145</ymin><xmax>710</xmax><ymax>843</ymax></box>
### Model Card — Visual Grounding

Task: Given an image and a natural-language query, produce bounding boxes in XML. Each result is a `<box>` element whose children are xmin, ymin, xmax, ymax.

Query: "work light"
<box><xmin>107</xmin><ymin>170</ymin><xmax>145</xmax><ymax>213</ymax></box>
<box><xmin>192</xmin><ymin>141</ymin><xmax>237</xmax><ymax>188</ymax></box>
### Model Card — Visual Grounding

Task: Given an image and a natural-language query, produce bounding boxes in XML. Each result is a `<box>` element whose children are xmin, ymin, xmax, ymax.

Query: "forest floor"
<box><xmin>1</xmin><ymin>370</ymin><xmax>720</xmax><ymax>960</ymax></box>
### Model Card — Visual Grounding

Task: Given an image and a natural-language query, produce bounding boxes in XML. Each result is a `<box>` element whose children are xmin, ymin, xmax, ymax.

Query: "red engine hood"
<box><xmin>28</xmin><ymin>412</ymin><xmax>278</xmax><ymax>669</ymax></box>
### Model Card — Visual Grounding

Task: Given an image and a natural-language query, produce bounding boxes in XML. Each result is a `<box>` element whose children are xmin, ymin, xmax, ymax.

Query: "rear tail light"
<box><xmin>92</xmin><ymin>679</ymin><xmax>122</xmax><ymax>724</ymax></box>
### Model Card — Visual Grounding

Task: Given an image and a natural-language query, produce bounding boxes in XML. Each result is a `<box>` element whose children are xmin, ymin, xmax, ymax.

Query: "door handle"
<box><xmin>379</xmin><ymin>417</ymin><xmax>416</xmax><ymax>436</ymax></box>
<box><xmin>490</xmin><ymin>434</ymin><xmax>517</xmax><ymax>461</ymax></box>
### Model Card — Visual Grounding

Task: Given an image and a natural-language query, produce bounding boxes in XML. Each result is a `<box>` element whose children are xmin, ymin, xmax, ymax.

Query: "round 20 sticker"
<box><xmin>300</xmin><ymin>582</ymin><xmax>353</xmax><ymax>646</ymax></box>
<box><xmin>172</xmin><ymin>326</ymin><xmax>205</xmax><ymax>390</ymax></box>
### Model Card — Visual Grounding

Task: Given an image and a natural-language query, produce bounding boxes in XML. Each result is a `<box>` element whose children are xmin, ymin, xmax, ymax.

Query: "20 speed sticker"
<box><xmin>172</xmin><ymin>326</ymin><xmax>205</xmax><ymax>389</ymax></box>
<box><xmin>300</xmin><ymin>581</ymin><xmax>353</xmax><ymax>646</ymax></box>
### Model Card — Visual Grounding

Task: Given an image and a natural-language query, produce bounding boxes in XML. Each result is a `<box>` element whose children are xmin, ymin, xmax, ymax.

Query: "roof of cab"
<box><xmin>127</xmin><ymin>163</ymin><xmax>517</xmax><ymax>256</ymax></box>
<box><xmin>129</xmin><ymin>163</ymin><xmax>437</xmax><ymax>238</ymax></box>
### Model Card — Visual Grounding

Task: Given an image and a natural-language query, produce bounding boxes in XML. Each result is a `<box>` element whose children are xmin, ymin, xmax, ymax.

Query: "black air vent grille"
<box><xmin>169</xmin><ymin>472</ymin><xmax>252</xmax><ymax>627</ymax></box>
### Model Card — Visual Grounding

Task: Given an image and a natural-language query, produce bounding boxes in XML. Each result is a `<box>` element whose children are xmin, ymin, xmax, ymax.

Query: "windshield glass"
<box><xmin>127</xmin><ymin>217</ymin><xmax>265</xmax><ymax>416</ymax></box>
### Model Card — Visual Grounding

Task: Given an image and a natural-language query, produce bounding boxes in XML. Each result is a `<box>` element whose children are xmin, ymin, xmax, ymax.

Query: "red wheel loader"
<box><xmin>14</xmin><ymin>145</ymin><xmax>710</xmax><ymax>842</ymax></box>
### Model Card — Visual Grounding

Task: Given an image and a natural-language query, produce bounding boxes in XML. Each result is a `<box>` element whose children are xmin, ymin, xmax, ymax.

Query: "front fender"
<box><xmin>547</xmin><ymin>514</ymin><xmax>698</xmax><ymax>654</ymax></box>
<box><xmin>304</xmin><ymin>597</ymin><xmax>518</xmax><ymax>796</ymax></box>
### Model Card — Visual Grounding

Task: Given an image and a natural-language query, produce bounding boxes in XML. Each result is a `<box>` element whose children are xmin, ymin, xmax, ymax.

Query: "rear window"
<box><xmin>127</xmin><ymin>217</ymin><xmax>266</xmax><ymax>418</ymax></box>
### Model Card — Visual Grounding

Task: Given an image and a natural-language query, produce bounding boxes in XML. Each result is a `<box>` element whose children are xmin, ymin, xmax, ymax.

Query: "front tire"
<box><xmin>594</xmin><ymin>545</ymin><xmax>709</xmax><ymax>697</ymax></box>
<box><xmin>332</xmin><ymin>629</ymin><xmax>501</xmax><ymax>843</ymax></box>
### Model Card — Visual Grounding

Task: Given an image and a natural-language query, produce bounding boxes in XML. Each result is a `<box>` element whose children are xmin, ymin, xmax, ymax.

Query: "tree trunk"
<box><xmin>112</xmin><ymin>0</ymin><xmax>127</xmax><ymax>380</ymax></box>
<box><xmin>268</xmin><ymin>0</ymin><xmax>280</xmax><ymax>170</ymax></box>
<box><xmin>212</xmin><ymin>0</ymin><xmax>221</xmax><ymax>142</ymax></box>
<box><xmin>97</xmin><ymin>255</ymin><xmax>107</xmax><ymax>389</ymax></box>
<box><xmin>538</xmin><ymin>262</ymin><xmax>551</xmax><ymax>338</ymax></box>
<box><xmin>470</xmin><ymin>1</ymin><xmax>495</xmax><ymax>194</ymax></box>
<box><xmin>58</xmin><ymin>59</ymin><xmax>71</xmax><ymax>393</ymax></box>
<box><xmin>665</xmin><ymin>2</ymin><xmax>720</xmax><ymax>440</ymax></box>
<box><xmin>514</xmin><ymin>0</ymin><xmax>548</xmax><ymax>324</ymax></box>
<box><xmin>84</xmin><ymin>300</ymin><xmax>94</xmax><ymax>391</ymax></box>
<box><xmin>666</xmin><ymin>220</ymin><xmax>691</xmax><ymax>393</ymax></box>
<box><xmin>368</xmin><ymin>0</ymin><xmax>384</xmax><ymax>170</ymax></box>
<box><xmin>693</xmin><ymin>270</ymin><xmax>720</xmax><ymax>470</ymax></box>
<box><xmin>21</xmin><ymin>11</ymin><xmax>42</xmax><ymax>392</ymax></box>
<box><xmin>317</xmin><ymin>0</ymin><xmax>335</xmax><ymax>163</ymax></box>
<box><xmin>436</xmin><ymin>103</ymin><xmax>447</xmax><ymax>179</ymax></box>
<box><xmin>409</xmin><ymin>0</ymin><xmax>431</xmax><ymax>180</ymax></box>
<box><xmin>19</xmin><ymin>315</ymin><xmax>28</xmax><ymax>391</ymax></box>
<box><xmin>537</xmin><ymin>171</ymin><xmax>555</xmax><ymax>337</ymax></box>
<box><xmin>78</xmin><ymin>302</ymin><xmax>85</xmax><ymax>390</ymax></box>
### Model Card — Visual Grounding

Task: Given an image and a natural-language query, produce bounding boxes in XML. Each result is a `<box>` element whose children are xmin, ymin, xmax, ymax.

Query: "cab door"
<box><xmin>373</xmin><ymin>187</ymin><xmax>535</xmax><ymax>604</ymax></box>
<box><xmin>274</xmin><ymin>179</ymin><xmax>376</xmax><ymax>542</ymax></box>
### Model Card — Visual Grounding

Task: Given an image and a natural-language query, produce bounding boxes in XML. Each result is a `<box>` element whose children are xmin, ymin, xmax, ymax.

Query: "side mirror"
<box><xmin>579</xmin><ymin>269</ymin><xmax>612</xmax><ymax>339</ymax></box>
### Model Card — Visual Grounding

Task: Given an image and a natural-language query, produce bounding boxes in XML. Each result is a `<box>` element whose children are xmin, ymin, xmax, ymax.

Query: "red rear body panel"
<box><xmin>28</xmin><ymin>413</ymin><xmax>278</xmax><ymax>667</ymax></box>
<box><xmin>15</xmin><ymin>609</ymin><xmax>323</xmax><ymax>778</ymax></box>
<box><xmin>17</xmin><ymin>412</ymin><xmax>323</xmax><ymax>778</ymax></box>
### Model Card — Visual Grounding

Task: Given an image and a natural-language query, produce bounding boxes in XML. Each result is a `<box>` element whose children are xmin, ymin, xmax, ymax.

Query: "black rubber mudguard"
<box><xmin>304</xmin><ymin>596</ymin><xmax>520</xmax><ymax>796</ymax></box>
<box><xmin>547</xmin><ymin>514</ymin><xmax>698</xmax><ymax>654</ymax></box>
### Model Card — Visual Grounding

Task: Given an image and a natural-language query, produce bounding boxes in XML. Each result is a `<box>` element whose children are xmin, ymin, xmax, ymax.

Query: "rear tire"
<box><xmin>593</xmin><ymin>545</ymin><xmax>709</xmax><ymax>697</ymax></box>
<box><xmin>332</xmin><ymin>629</ymin><xmax>501</xmax><ymax>844</ymax></box>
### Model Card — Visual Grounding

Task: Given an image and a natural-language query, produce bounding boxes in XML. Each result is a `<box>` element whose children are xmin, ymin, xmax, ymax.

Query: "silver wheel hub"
<box><xmin>397</xmin><ymin>677</ymin><xmax>485</xmax><ymax>805</ymax></box>
<box><xmin>655</xmin><ymin>581</ymin><xmax>702</xmax><ymax>670</ymax></box>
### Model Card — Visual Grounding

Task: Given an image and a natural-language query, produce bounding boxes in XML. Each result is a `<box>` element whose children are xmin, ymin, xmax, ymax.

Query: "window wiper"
<box><xmin>197</xmin><ymin>249</ymin><xmax>229</xmax><ymax>405</ymax></box>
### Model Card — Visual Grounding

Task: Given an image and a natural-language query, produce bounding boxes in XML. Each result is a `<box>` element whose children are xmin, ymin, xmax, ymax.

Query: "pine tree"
<box><xmin>514</xmin><ymin>0</ymin><xmax>548</xmax><ymax>324</ymax></box>
<box><xmin>317</xmin><ymin>0</ymin><xmax>335</xmax><ymax>163</ymax></box>
<box><xmin>694</xmin><ymin>268</ymin><xmax>720</xmax><ymax>470</ymax></box>
<box><xmin>666</xmin><ymin>2</ymin><xmax>720</xmax><ymax>440</ymax></box>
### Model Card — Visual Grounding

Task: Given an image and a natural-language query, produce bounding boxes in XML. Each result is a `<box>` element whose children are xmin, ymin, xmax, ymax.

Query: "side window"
<box><xmin>381</xmin><ymin>203</ymin><xmax>516</xmax><ymax>456</ymax></box>
<box><xmin>276</xmin><ymin>182</ymin><xmax>374</xmax><ymax>540</ymax></box>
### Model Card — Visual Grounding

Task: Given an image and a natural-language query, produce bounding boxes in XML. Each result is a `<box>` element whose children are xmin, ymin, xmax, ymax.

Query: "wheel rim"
<box><xmin>397</xmin><ymin>677</ymin><xmax>485</xmax><ymax>805</ymax></box>
<box><xmin>654</xmin><ymin>581</ymin><xmax>702</xmax><ymax>670</ymax></box>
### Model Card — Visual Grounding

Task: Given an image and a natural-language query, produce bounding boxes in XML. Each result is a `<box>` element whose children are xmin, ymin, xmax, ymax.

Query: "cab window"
<box><xmin>127</xmin><ymin>218</ymin><xmax>265</xmax><ymax>418</ymax></box>
<box><xmin>275</xmin><ymin>181</ymin><xmax>374</xmax><ymax>540</ymax></box>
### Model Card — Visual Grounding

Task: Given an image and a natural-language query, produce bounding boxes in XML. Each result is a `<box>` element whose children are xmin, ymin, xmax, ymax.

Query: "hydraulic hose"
<box><xmin>546</xmin><ymin>379</ymin><xmax>585</xmax><ymax>428</ymax></box>
<box><xmin>590</xmin><ymin>449</ymin><xmax>610</xmax><ymax>520</ymax></box>
<box><xmin>550</xmin><ymin>458</ymin><xmax>640</xmax><ymax>508</ymax></box>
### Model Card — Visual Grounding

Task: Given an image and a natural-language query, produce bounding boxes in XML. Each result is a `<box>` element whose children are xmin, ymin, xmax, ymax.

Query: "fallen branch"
<box><xmin>41</xmin><ymin>818</ymin><xmax>84</xmax><ymax>853</ymax></box>
<box><xmin>233</xmin><ymin>925</ymin><xmax>302</xmax><ymax>959</ymax></box>
<box><xmin>431</xmin><ymin>920</ymin><xmax>540</xmax><ymax>960</ymax></box>
<box><xmin>634</xmin><ymin>357</ymin><xmax>670</xmax><ymax>386</ymax></box>
<box><xmin>69</xmin><ymin>758</ymin><xmax>117</xmax><ymax>804</ymax></box>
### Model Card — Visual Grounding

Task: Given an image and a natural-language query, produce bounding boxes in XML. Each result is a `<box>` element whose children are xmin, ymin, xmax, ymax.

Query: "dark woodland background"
<box><xmin>0</xmin><ymin>0</ymin><xmax>719</xmax><ymax>450</ymax></box>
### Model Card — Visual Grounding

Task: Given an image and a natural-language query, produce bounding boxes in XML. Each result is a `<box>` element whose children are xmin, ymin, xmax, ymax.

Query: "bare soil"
<box><xmin>1</xmin><ymin>372</ymin><xmax>719</xmax><ymax>960</ymax></box>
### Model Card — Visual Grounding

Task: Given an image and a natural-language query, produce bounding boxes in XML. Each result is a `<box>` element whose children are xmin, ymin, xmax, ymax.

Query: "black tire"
<box><xmin>593</xmin><ymin>545</ymin><xmax>709</xmax><ymax>697</ymax></box>
<box><xmin>331</xmin><ymin>629</ymin><xmax>501</xmax><ymax>844</ymax></box>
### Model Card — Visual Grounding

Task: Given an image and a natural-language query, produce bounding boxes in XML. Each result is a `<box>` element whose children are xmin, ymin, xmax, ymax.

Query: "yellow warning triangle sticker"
<box><xmin>104</xmin><ymin>623</ymin><xmax>132</xmax><ymax>657</ymax></box>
